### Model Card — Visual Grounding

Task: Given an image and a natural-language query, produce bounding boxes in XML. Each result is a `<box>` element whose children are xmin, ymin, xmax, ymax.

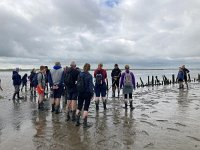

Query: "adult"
<box><xmin>44</xmin><ymin>66</ymin><xmax>50</xmax><ymax>93</ymax></box>
<box><xmin>65</xmin><ymin>61</ymin><xmax>80</xmax><ymax>121</ymax></box>
<box><xmin>94</xmin><ymin>63</ymin><xmax>108</xmax><ymax>110</ymax></box>
<box><xmin>120</xmin><ymin>65</ymin><xmax>136</xmax><ymax>110</ymax></box>
<box><xmin>111</xmin><ymin>64</ymin><xmax>121</xmax><ymax>97</ymax></box>
<box><xmin>12</xmin><ymin>68</ymin><xmax>22</xmax><ymax>100</ymax></box>
<box><xmin>182</xmin><ymin>65</ymin><xmax>190</xmax><ymax>89</ymax></box>
<box><xmin>49</xmin><ymin>62</ymin><xmax>64</xmax><ymax>114</ymax></box>
<box><xmin>37</xmin><ymin>66</ymin><xmax>46</xmax><ymax>110</ymax></box>
<box><xmin>29</xmin><ymin>69</ymin><xmax>36</xmax><ymax>96</ymax></box>
<box><xmin>76</xmin><ymin>63</ymin><xmax>94</xmax><ymax>128</ymax></box>
<box><xmin>21</xmin><ymin>73</ymin><xmax>28</xmax><ymax>92</ymax></box>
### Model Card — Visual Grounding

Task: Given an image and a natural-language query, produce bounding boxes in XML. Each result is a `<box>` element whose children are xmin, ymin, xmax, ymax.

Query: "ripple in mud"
<box><xmin>140</xmin><ymin>120</ymin><xmax>157</xmax><ymax>127</ymax></box>
<box><xmin>166</xmin><ymin>128</ymin><xmax>180</xmax><ymax>132</ymax></box>
<box><xmin>174</xmin><ymin>123</ymin><xmax>186</xmax><ymax>127</ymax></box>
<box><xmin>187</xmin><ymin>136</ymin><xmax>200</xmax><ymax>142</ymax></box>
<box><xmin>144</xmin><ymin>142</ymin><xmax>154</xmax><ymax>148</ymax></box>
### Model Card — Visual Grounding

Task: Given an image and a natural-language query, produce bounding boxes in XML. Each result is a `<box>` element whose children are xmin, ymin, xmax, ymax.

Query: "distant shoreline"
<box><xmin>1</xmin><ymin>68</ymin><xmax>200</xmax><ymax>71</ymax></box>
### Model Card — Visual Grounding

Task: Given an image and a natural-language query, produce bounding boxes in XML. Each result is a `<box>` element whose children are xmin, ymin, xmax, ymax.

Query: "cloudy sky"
<box><xmin>0</xmin><ymin>0</ymin><xmax>200</xmax><ymax>69</ymax></box>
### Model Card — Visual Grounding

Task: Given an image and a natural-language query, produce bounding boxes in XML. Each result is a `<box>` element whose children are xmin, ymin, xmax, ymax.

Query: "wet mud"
<box><xmin>0</xmin><ymin>75</ymin><xmax>200</xmax><ymax>149</ymax></box>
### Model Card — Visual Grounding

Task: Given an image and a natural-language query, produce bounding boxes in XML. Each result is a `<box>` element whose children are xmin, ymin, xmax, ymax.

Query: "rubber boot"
<box><xmin>130</xmin><ymin>101</ymin><xmax>135</xmax><ymax>110</ymax></box>
<box><xmin>66</xmin><ymin>111</ymin><xmax>71</xmax><ymax>121</ymax></box>
<box><xmin>12</xmin><ymin>93</ymin><xmax>16</xmax><ymax>100</ymax></box>
<box><xmin>95</xmin><ymin>101</ymin><xmax>99</xmax><ymax>111</ymax></box>
<box><xmin>51</xmin><ymin>104</ymin><xmax>55</xmax><ymax>112</ymax></box>
<box><xmin>124</xmin><ymin>102</ymin><xmax>128</xmax><ymax>109</ymax></box>
<box><xmin>72</xmin><ymin>110</ymin><xmax>76</xmax><ymax>121</ymax></box>
<box><xmin>17</xmin><ymin>92</ymin><xmax>23</xmax><ymax>99</ymax></box>
<box><xmin>75</xmin><ymin>113</ymin><xmax>81</xmax><ymax>126</ymax></box>
<box><xmin>55</xmin><ymin>105</ymin><xmax>60</xmax><ymax>114</ymax></box>
<box><xmin>112</xmin><ymin>91</ymin><xmax>115</xmax><ymax>98</ymax></box>
<box><xmin>103</xmin><ymin>100</ymin><xmax>107</xmax><ymax>110</ymax></box>
<box><xmin>83</xmin><ymin>117</ymin><xmax>90</xmax><ymax>128</ymax></box>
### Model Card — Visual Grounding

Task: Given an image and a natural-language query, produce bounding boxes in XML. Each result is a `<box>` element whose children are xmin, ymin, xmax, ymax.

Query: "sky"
<box><xmin>0</xmin><ymin>0</ymin><xmax>200</xmax><ymax>69</ymax></box>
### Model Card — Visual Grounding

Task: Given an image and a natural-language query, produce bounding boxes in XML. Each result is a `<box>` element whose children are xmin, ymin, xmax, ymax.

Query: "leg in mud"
<box><xmin>129</xmin><ymin>93</ymin><xmax>134</xmax><ymax>110</ymax></box>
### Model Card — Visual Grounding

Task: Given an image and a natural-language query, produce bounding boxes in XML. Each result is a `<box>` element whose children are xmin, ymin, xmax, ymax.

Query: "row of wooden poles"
<box><xmin>136</xmin><ymin>73</ymin><xmax>200</xmax><ymax>88</ymax></box>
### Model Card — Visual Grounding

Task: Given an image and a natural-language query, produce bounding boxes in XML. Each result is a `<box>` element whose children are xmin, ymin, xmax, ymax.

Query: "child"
<box><xmin>177</xmin><ymin>67</ymin><xmax>184</xmax><ymax>89</ymax></box>
<box><xmin>21</xmin><ymin>73</ymin><xmax>28</xmax><ymax>92</ymax></box>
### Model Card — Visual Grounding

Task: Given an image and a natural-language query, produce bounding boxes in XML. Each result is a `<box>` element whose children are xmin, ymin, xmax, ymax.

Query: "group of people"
<box><xmin>177</xmin><ymin>65</ymin><xmax>190</xmax><ymax>89</ymax></box>
<box><xmin>11</xmin><ymin>62</ymin><xmax>136</xmax><ymax>128</ymax></box>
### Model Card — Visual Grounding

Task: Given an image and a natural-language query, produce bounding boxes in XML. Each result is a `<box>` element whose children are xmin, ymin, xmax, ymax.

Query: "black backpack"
<box><xmin>77</xmin><ymin>73</ymin><xmax>86</xmax><ymax>93</ymax></box>
<box><xmin>95</xmin><ymin>71</ymin><xmax>103</xmax><ymax>85</ymax></box>
<box><xmin>64</xmin><ymin>70</ymin><xmax>74</xmax><ymax>88</ymax></box>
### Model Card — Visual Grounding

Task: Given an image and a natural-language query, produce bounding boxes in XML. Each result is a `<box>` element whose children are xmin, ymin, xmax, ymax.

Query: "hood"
<box><xmin>53</xmin><ymin>65</ymin><xmax>62</xmax><ymax>70</ymax></box>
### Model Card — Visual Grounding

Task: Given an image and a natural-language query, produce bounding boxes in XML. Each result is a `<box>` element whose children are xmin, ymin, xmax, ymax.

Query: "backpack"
<box><xmin>77</xmin><ymin>73</ymin><xmax>86</xmax><ymax>93</ymax></box>
<box><xmin>64</xmin><ymin>70</ymin><xmax>74</xmax><ymax>88</ymax></box>
<box><xmin>32</xmin><ymin>73</ymin><xmax>42</xmax><ymax>87</ymax></box>
<box><xmin>124</xmin><ymin>72</ymin><xmax>132</xmax><ymax>86</ymax></box>
<box><xmin>95</xmin><ymin>71</ymin><xmax>103</xmax><ymax>85</ymax></box>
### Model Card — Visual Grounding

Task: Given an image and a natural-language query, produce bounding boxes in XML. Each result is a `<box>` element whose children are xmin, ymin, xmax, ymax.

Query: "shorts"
<box><xmin>37</xmin><ymin>86</ymin><xmax>44</xmax><ymax>95</ymax></box>
<box><xmin>52</xmin><ymin>86</ymin><xmax>63</xmax><ymax>98</ymax></box>
<box><xmin>112</xmin><ymin>79</ymin><xmax>120</xmax><ymax>88</ymax></box>
<box><xmin>78</xmin><ymin>92</ymin><xmax>92</xmax><ymax>111</ymax></box>
<box><xmin>67</xmin><ymin>90</ymin><xmax>78</xmax><ymax>100</ymax></box>
<box><xmin>124</xmin><ymin>93</ymin><xmax>132</xmax><ymax>99</ymax></box>
<box><xmin>95</xmin><ymin>83</ymin><xmax>107</xmax><ymax>97</ymax></box>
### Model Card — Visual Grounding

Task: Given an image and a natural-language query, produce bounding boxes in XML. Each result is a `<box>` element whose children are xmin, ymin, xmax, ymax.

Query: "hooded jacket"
<box><xmin>12</xmin><ymin>71</ymin><xmax>21</xmax><ymax>86</ymax></box>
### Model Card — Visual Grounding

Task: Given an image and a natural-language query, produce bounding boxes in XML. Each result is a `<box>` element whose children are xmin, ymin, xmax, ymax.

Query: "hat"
<box><xmin>55</xmin><ymin>62</ymin><xmax>61</xmax><ymax>66</ymax></box>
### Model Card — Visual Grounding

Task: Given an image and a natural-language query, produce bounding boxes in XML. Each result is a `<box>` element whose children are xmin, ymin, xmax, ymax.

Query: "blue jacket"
<box><xmin>177</xmin><ymin>71</ymin><xmax>184</xmax><ymax>80</ymax></box>
<box><xmin>22</xmin><ymin>74</ymin><xmax>28</xmax><ymax>84</ymax></box>
<box><xmin>79</xmin><ymin>71</ymin><xmax>94</xmax><ymax>95</ymax></box>
<box><xmin>12</xmin><ymin>71</ymin><xmax>21</xmax><ymax>86</ymax></box>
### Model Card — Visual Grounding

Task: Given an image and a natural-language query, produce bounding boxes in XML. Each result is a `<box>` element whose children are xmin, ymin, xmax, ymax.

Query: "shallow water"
<box><xmin>0</xmin><ymin>71</ymin><xmax>200</xmax><ymax>150</ymax></box>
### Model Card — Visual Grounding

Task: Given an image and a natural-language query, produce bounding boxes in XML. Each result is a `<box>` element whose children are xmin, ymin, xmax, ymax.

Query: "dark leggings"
<box><xmin>78</xmin><ymin>93</ymin><xmax>91</xmax><ymax>111</ymax></box>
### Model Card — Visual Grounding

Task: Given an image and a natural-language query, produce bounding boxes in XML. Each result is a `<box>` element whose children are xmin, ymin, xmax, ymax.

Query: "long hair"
<box><xmin>83</xmin><ymin>63</ymin><xmax>90</xmax><ymax>72</ymax></box>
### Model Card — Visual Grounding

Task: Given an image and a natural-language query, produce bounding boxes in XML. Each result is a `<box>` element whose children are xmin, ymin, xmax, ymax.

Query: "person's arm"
<box><xmin>186</xmin><ymin>68</ymin><xmax>190</xmax><ymax>73</ymax></box>
<box><xmin>48</xmin><ymin>73</ymin><xmax>53</xmax><ymax>87</ymax></box>
<box><xmin>94</xmin><ymin>70</ymin><xmax>97</xmax><ymax>78</ymax></box>
<box><xmin>88</xmin><ymin>74</ymin><xmax>94</xmax><ymax>97</ymax></box>
<box><xmin>120</xmin><ymin>73</ymin><xmax>124</xmax><ymax>89</ymax></box>
<box><xmin>59</xmin><ymin>71</ymin><xmax>65</xmax><ymax>87</ymax></box>
<box><xmin>105</xmin><ymin>70</ymin><xmax>108</xmax><ymax>90</ymax></box>
<box><xmin>131</xmin><ymin>73</ymin><xmax>136</xmax><ymax>89</ymax></box>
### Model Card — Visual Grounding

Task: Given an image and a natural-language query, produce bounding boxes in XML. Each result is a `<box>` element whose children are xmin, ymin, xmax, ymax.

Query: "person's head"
<box><xmin>125</xmin><ymin>65</ymin><xmax>129</xmax><ymax>71</ymax></box>
<box><xmin>179</xmin><ymin>67</ymin><xmax>183</xmax><ymax>71</ymax></box>
<box><xmin>70</xmin><ymin>61</ymin><xmax>76</xmax><ymax>68</ymax></box>
<box><xmin>40</xmin><ymin>65</ymin><xmax>46</xmax><ymax>73</ymax></box>
<box><xmin>15</xmin><ymin>67</ymin><xmax>19</xmax><ymax>73</ymax></box>
<box><xmin>55</xmin><ymin>62</ymin><xmax>61</xmax><ymax>67</ymax></box>
<box><xmin>24</xmin><ymin>73</ymin><xmax>27</xmax><ymax>77</ymax></box>
<box><xmin>98</xmin><ymin>63</ymin><xmax>103</xmax><ymax>69</ymax></box>
<box><xmin>114</xmin><ymin>64</ymin><xmax>118</xmax><ymax>69</ymax></box>
<box><xmin>83</xmin><ymin>63</ymin><xmax>91</xmax><ymax>72</ymax></box>
<box><xmin>182</xmin><ymin>65</ymin><xmax>185</xmax><ymax>69</ymax></box>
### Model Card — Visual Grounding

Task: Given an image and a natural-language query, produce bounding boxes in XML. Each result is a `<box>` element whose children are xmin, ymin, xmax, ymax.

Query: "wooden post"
<box><xmin>194</xmin><ymin>78</ymin><xmax>196</xmax><ymax>82</ymax></box>
<box><xmin>152</xmin><ymin>76</ymin><xmax>154</xmax><ymax>86</ymax></box>
<box><xmin>198</xmin><ymin>74</ymin><xmax>200</xmax><ymax>82</ymax></box>
<box><xmin>172</xmin><ymin>74</ymin><xmax>175</xmax><ymax>84</ymax></box>
<box><xmin>140</xmin><ymin>77</ymin><xmax>144</xmax><ymax>87</ymax></box>
<box><xmin>148</xmin><ymin>76</ymin><xmax>150</xmax><ymax>86</ymax></box>
<box><xmin>137</xmin><ymin>82</ymin><xmax>139</xmax><ymax>88</ymax></box>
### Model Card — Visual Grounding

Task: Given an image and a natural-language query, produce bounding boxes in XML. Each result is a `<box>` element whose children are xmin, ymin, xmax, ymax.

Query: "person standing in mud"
<box><xmin>44</xmin><ymin>66</ymin><xmax>50</xmax><ymax>93</ymax></box>
<box><xmin>120</xmin><ymin>65</ymin><xmax>135</xmax><ymax>110</ymax></box>
<box><xmin>111</xmin><ymin>64</ymin><xmax>121</xmax><ymax>97</ymax></box>
<box><xmin>48</xmin><ymin>62</ymin><xmax>64</xmax><ymax>114</ymax></box>
<box><xmin>177</xmin><ymin>67</ymin><xmax>184</xmax><ymax>89</ymax></box>
<box><xmin>21</xmin><ymin>73</ymin><xmax>28</xmax><ymax>92</ymax></box>
<box><xmin>12</xmin><ymin>68</ymin><xmax>22</xmax><ymax>100</ymax></box>
<box><xmin>29</xmin><ymin>69</ymin><xmax>37</xmax><ymax>96</ymax></box>
<box><xmin>65</xmin><ymin>61</ymin><xmax>80</xmax><ymax>121</ymax></box>
<box><xmin>182</xmin><ymin>65</ymin><xmax>190</xmax><ymax>89</ymax></box>
<box><xmin>75</xmin><ymin>63</ymin><xmax>94</xmax><ymax>128</ymax></box>
<box><xmin>0</xmin><ymin>79</ymin><xmax>3</xmax><ymax>91</ymax></box>
<box><xmin>94</xmin><ymin>63</ymin><xmax>108</xmax><ymax>110</ymax></box>
<box><xmin>37</xmin><ymin>66</ymin><xmax>46</xmax><ymax>110</ymax></box>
